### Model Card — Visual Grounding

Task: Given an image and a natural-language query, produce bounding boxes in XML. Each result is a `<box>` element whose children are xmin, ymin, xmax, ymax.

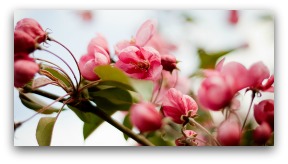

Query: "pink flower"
<box><xmin>247</xmin><ymin>62</ymin><xmax>274</xmax><ymax>92</ymax></box>
<box><xmin>15</xmin><ymin>18</ymin><xmax>47</xmax><ymax>43</ymax></box>
<box><xmin>198</xmin><ymin>75</ymin><xmax>235</xmax><ymax>111</ymax></box>
<box><xmin>87</xmin><ymin>34</ymin><xmax>109</xmax><ymax>55</ymax></box>
<box><xmin>254</xmin><ymin>99</ymin><xmax>274</xmax><ymax>130</ymax></box>
<box><xmin>130</xmin><ymin>102</ymin><xmax>162</xmax><ymax>132</ymax></box>
<box><xmin>114</xmin><ymin>19</ymin><xmax>156</xmax><ymax>55</ymax></box>
<box><xmin>175</xmin><ymin>130</ymin><xmax>197</xmax><ymax>146</ymax></box>
<box><xmin>217</xmin><ymin>117</ymin><xmax>241</xmax><ymax>146</ymax></box>
<box><xmin>79</xmin><ymin>35</ymin><xmax>110</xmax><ymax>81</ymax></box>
<box><xmin>161</xmin><ymin>55</ymin><xmax>177</xmax><ymax>73</ymax></box>
<box><xmin>228</xmin><ymin>10</ymin><xmax>239</xmax><ymax>25</ymax></box>
<box><xmin>253</xmin><ymin>122</ymin><xmax>272</xmax><ymax>145</ymax></box>
<box><xmin>14</xmin><ymin>30</ymin><xmax>36</xmax><ymax>54</ymax></box>
<box><xmin>115</xmin><ymin>46</ymin><xmax>162</xmax><ymax>80</ymax></box>
<box><xmin>162</xmin><ymin>88</ymin><xmax>198</xmax><ymax>124</ymax></box>
<box><xmin>14</xmin><ymin>58</ymin><xmax>39</xmax><ymax>88</ymax></box>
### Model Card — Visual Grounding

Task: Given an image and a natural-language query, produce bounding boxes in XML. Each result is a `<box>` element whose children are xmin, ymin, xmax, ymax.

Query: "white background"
<box><xmin>1</xmin><ymin>0</ymin><xmax>286</xmax><ymax>163</ymax></box>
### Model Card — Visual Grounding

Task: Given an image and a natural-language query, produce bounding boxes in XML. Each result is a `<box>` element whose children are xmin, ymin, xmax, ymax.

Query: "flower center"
<box><xmin>134</xmin><ymin>60</ymin><xmax>150</xmax><ymax>72</ymax></box>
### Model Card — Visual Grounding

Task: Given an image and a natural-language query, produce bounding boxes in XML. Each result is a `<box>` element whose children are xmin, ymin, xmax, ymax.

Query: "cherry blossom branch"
<box><xmin>23</xmin><ymin>86</ymin><xmax>154</xmax><ymax>146</ymax></box>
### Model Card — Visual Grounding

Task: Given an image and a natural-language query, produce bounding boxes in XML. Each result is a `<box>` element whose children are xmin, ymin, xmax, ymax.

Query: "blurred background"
<box><xmin>14</xmin><ymin>10</ymin><xmax>274</xmax><ymax>146</ymax></box>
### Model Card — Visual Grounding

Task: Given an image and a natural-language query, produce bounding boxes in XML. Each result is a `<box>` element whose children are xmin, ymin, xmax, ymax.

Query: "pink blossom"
<box><xmin>114</xmin><ymin>19</ymin><xmax>156</xmax><ymax>55</ymax></box>
<box><xmin>162</xmin><ymin>88</ymin><xmax>198</xmax><ymax>124</ymax></box>
<box><xmin>217</xmin><ymin>117</ymin><xmax>241</xmax><ymax>146</ymax></box>
<box><xmin>14</xmin><ymin>59</ymin><xmax>39</xmax><ymax>88</ymax></box>
<box><xmin>15</xmin><ymin>18</ymin><xmax>47</xmax><ymax>43</ymax></box>
<box><xmin>115</xmin><ymin>46</ymin><xmax>162</xmax><ymax>80</ymax></box>
<box><xmin>253</xmin><ymin>122</ymin><xmax>272</xmax><ymax>145</ymax></box>
<box><xmin>79</xmin><ymin>35</ymin><xmax>110</xmax><ymax>81</ymax></box>
<box><xmin>175</xmin><ymin>130</ymin><xmax>197</xmax><ymax>146</ymax></box>
<box><xmin>130</xmin><ymin>102</ymin><xmax>162</xmax><ymax>132</ymax></box>
<box><xmin>247</xmin><ymin>62</ymin><xmax>274</xmax><ymax>92</ymax></box>
<box><xmin>14</xmin><ymin>30</ymin><xmax>36</xmax><ymax>54</ymax></box>
<box><xmin>87</xmin><ymin>34</ymin><xmax>109</xmax><ymax>55</ymax></box>
<box><xmin>198</xmin><ymin>75</ymin><xmax>234</xmax><ymax>111</ymax></box>
<box><xmin>228</xmin><ymin>10</ymin><xmax>239</xmax><ymax>25</ymax></box>
<box><xmin>254</xmin><ymin>99</ymin><xmax>274</xmax><ymax>130</ymax></box>
<box><xmin>161</xmin><ymin>55</ymin><xmax>177</xmax><ymax>73</ymax></box>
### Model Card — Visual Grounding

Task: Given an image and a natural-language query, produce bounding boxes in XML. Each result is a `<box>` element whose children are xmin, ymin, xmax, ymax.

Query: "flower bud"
<box><xmin>253</xmin><ymin>122</ymin><xmax>272</xmax><ymax>145</ymax></box>
<box><xmin>14</xmin><ymin>59</ymin><xmax>39</xmax><ymax>88</ymax></box>
<box><xmin>14</xmin><ymin>30</ymin><xmax>36</xmax><ymax>54</ymax></box>
<box><xmin>198</xmin><ymin>75</ymin><xmax>234</xmax><ymax>111</ymax></box>
<box><xmin>79</xmin><ymin>46</ymin><xmax>110</xmax><ymax>81</ymax></box>
<box><xmin>15</xmin><ymin>18</ymin><xmax>47</xmax><ymax>43</ymax></box>
<box><xmin>254</xmin><ymin>99</ymin><xmax>274</xmax><ymax>130</ymax></box>
<box><xmin>130</xmin><ymin>102</ymin><xmax>162</xmax><ymax>132</ymax></box>
<box><xmin>162</xmin><ymin>88</ymin><xmax>198</xmax><ymax>124</ymax></box>
<box><xmin>217</xmin><ymin>117</ymin><xmax>241</xmax><ymax>146</ymax></box>
<box><xmin>87</xmin><ymin>34</ymin><xmax>110</xmax><ymax>55</ymax></box>
<box><xmin>161</xmin><ymin>55</ymin><xmax>177</xmax><ymax>73</ymax></box>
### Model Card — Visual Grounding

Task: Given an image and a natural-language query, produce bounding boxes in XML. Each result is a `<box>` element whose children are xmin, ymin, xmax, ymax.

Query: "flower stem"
<box><xmin>188</xmin><ymin>118</ymin><xmax>221</xmax><ymax>146</ymax></box>
<box><xmin>49</xmin><ymin>37</ymin><xmax>82</xmax><ymax>89</ymax></box>
<box><xmin>40</xmin><ymin>48</ymin><xmax>78</xmax><ymax>92</ymax></box>
<box><xmin>241</xmin><ymin>91</ymin><xmax>256</xmax><ymax>131</ymax></box>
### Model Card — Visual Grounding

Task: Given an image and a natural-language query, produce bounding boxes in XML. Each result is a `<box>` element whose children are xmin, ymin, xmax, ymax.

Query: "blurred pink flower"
<box><xmin>115</xmin><ymin>19</ymin><xmax>156</xmax><ymax>55</ymax></box>
<box><xmin>175</xmin><ymin>130</ymin><xmax>197</xmax><ymax>146</ymax></box>
<box><xmin>162</xmin><ymin>88</ymin><xmax>198</xmax><ymax>124</ymax></box>
<box><xmin>247</xmin><ymin>62</ymin><xmax>274</xmax><ymax>92</ymax></box>
<box><xmin>115</xmin><ymin>46</ymin><xmax>162</xmax><ymax>80</ymax></box>
<box><xmin>198</xmin><ymin>75</ymin><xmax>235</xmax><ymax>111</ymax></box>
<box><xmin>217</xmin><ymin>117</ymin><xmax>241</xmax><ymax>146</ymax></box>
<box><xmin>228</xmin><ymin>10</ymin><xmax>239</xmax><ymax>25</ymax></box>
<box><xmin>253</xmin><ymin>122</ymin><xmax>272</xmax><ymax>145</ymax></box>
<box><xmin>79</xmin><ymin>35</ymin><xmax>110</xmax><ymax>81</ymax></box>
<box><xmin>254</xmin><ymin>99</ymin><xmax>274</xmax><ymax>130</ymax></box>
<box><xmin>130</xmin><ymin>102</ymin><xmax>162</xmax><ymax>132</ymax></box>
<box><xmin>14</xmin><ymin>58</ymin><xmax>39</xmax><ymax>88</ymax></box>
<box><xmin>15</xmin><ymin>18</ymin><xmax>47</xmax><ymax>43</ymax></box>
<box><xmin>145</xmin><ymin>32</ymin><xmax>177</xmax><ymax>55</ymax></box>
<box><xmin>153</xmin><ymin>70</ymin><xmax>190</xmax><ymax>104</ymax></box>
<box><xmin>14</xmin><ymin>30</ymin><xmax>36</xmax><ymax>54</ymax></box>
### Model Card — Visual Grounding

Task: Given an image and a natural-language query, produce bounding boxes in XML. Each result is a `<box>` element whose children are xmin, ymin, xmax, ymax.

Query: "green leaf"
<box><xmin>67</xmin><ymin>102</ymin><xmax>116</xmax><ymax>139</ymax></box>
<box><xmin>83</xmin><ymin>123</ymin><xmax>101</xmax><ymax>140</ymax></box>
<box><xmin>97</xmin><ymin>80</ymin><xmax>134</xmax><ymax>91</ymax></box>
<box><xmin>123</xmin><ymin>114</ymin><xmax>132</xmax><ymax>140</ymax></box>
<box><xmin>90</xmin><ymin>88</ymin><xmax>133</xmax><ymax>111</ymax></box>
<box><xmin>36</xmin><ymin>117</ymin><xmax>56</xmax><ymax>146</ymax></box>
<box><xmin>198</xmin><ymin>48</ymin><xmax>235</xmax><ymax>69</ymax></box>
<box><xmin>94</xmin><ymin>65</ymin><xmax>131</xmax><ymax>86</ymax></box>
<box><xmin>130</xmin><ymin>79</ymin><xmax>154</xmax><ymax>101</ymax></box>
<box><xmin>19</xmin><ymin>93</ymin><xmax>61</xmax><ymax>114</ymax></box>
<box><xmin>40</xmin><ymin>64</ymin><xmax>72</xmax><ymax>91</ymax></box>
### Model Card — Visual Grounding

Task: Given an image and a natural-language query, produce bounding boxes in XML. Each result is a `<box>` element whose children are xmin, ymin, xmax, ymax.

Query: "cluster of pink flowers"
<box><xmin>14</xmin><ymin>18</ymin><xmax>48</xmax><ymax>87</ymax></box>
<box><xmin>14</xmin><ymin>17</ymin><xmax>274</xmax><ymax>146</ymax></box>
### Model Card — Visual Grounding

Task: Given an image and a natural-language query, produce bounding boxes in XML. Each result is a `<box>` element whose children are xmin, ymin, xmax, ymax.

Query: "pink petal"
<box><xmin>248</xmin><ymin>61</ymin><xmax>270</xmax><ymax>88</ymax></box>
<box><xmin>114</xmin><ymin>40</ymin><xmax>132</xmax><ymax>55</ymax></box>
<box><xmin>135</xmin><ymin>19</ymin><xmax>157</xmax><ymax>47</ymax></box>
